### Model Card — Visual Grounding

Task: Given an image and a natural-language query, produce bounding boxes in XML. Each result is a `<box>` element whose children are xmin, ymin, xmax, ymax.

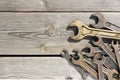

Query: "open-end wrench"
<box><xmin>60</xmin><ymin>49</ymin><xmax>71</xmax><ymax>61</ymax></box>
<box><xmin>93</xmin><ymin>53</ymin><xmax>106</xmax><ymax>80</ymax></box>
<box><xmin>68</xmin><ymin>20</ymin><xmax>120</xmax><ymax>40</ymax></box>
<box><xmin>111</xmin><ymin>40</ymin><xmax>120</xmax><ymax>71</ymax></box>
<box><xmin>81</xmin><ymin>44</ymin><xmax>112</xmax><ymax>69</ymax></box>
<box><xmin>102</xmin><ymin>66</ymin><xmax>118</xmax><ymax>80</ymax></box>
<box><xmin>71</xmin><ymin>48</ymin><xmax>98</xmax><ymax>79</ymax></box>
<box><xmin>92</xmin><ymin>36</ymin><xmax>117</xmax><ymax>65</ymax></box>
<box><xmin>81</xmin><ymin>43</ymin><xmax>101</xmax><ymax>58</ymax></box>
<box><xmin>90</xmin><ymin>12</ymin><xmax>120</xmax><ymax>31</ymax></box>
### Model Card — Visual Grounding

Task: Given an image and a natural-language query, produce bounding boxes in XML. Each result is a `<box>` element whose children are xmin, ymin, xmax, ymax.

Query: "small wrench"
<box><xmin>92</xmin><ymin>36</ymin><xmax>117</xmax><ymax>65</ymax></box>
<box><xmin>111</xmin><ymin>40</ymin><xmax>120</xmax><ymax>71</ymax></box>
<box><xmin>90</xmin><ymin>12</ymin><xmax>120</xmax><ymax>31</ymax></box>
<box><xmin>81</xmin><ymin>43</ymin><xmax>101</xmax><ymax>58</ymax></box>
<box><xmin>93</xmin><ymin>53</ymin><xmax>106</xmax><ymax>80</ymax></box>
<box><xmin>102</xmin><ymin>66</ymin><xmax>118</xmax><ymax>80</ymax></box>
<box><xmin>60</xmin><ymin>49</ymin><xmax>71</xmax><ymax>61</ymax></box>
<box><xmin>71</xmin><ymin>48</ymin><xmax>98</xmax><ymax>79</ymax></box>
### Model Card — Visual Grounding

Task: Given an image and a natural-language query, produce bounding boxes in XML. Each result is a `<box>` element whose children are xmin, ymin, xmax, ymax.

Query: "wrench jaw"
<box><xmin>102</xmin><ymin>66</ymin><xmax>118</xmax><ymax>80</ymax></box>
<box><xmin>90</xmin><ymin>12</ymin><xmax>106</xmax><ymax>29</ymax></box>
<box><xmin>92</xmin><ymin>36</ymin><xmax>103</xmax><ymax>46</ymax></box>
<box><xmin>68</xmin><ymin>20</ymin><xmax>85</xmax><ymax>40</ymax></box>
<box><xmin>71</xmin><ymin>48</ymin><xmax>82</xmax><ymax>66</ymax></box>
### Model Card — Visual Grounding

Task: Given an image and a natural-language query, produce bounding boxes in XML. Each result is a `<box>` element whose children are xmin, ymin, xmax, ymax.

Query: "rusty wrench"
<box><xmin>102</xmin><ymin>66</ymin><xmax>118</xmax><ymax>80</ymax></box>
<box><xmin>111</xmin><ymin>40</ymin><xmax>120</xmax><ymax>71</ymax></box>
<box><xmin>90</xmin><ymin>12</ymin><xmax>120</xmax><ymax>31</ymax></box>
<box><xmin>93</xmin><ymin>53</ymin><xmax>106</xmax><ymax>80</ymax></box>
<box><xmin>71</xmin><ymin>48</ymin><xmax>98</xmax><ymax>79</ymax></box>
<box><xmin>92</xmin><ymin>36</ymin><xmax>117</xmax><ymax>65</ymax></box>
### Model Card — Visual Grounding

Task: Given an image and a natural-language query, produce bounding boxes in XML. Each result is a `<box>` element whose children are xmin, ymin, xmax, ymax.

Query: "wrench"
<box><xmin>90</xmin><ymin>12</ymin><xmax>120</xmax><ymax>31</ymax></box>
<box><xmin>60</xmin><ymin>49</ymin><xmax>71</xmax><ymax>61</ymax></box>
<box><xmin>81</xmin><ymin>43</ymin><xmax>101</xmax><ymax>58</ymax></box>
<box><xmin>111</xmin><ymin>40</ymin><xmax>120</xmax><ymax>71</ymax></box>
<box><xmin>81</xmin><ymin>44</ymin><xmax>112</xmax><ymax>69</ymax></box>
<box><xmin>92</xmin><ymin>36</ymin><xmax>117</xmax><ymax>65</ymax></box>
<box><xmin>102</xmin><ymin>66</ymin><xmax>118</xmax><ymax>80</ymax></box>
<box><xmin>71</xmin><ymin>48</ymin><xmax>98</xmax><ymax>79</ymax></box>
<box><xmin>68</xmin><ymin>20</ymin><xmax>120</xmax><ymax>40</ymax></box>
<box><xmin>93</xmin><ymin>53</ymin><xmax>106</xmax><ymax>80</ymax></box>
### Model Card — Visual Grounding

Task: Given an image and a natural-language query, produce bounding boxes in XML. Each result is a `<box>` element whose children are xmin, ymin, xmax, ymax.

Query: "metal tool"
<box><xmin>90</xmin><ymin>12</ymin><xmax>120</xmax><ymax>31</ymax></box>
<box><xmin>82</xmin><ymin>44</ymin><xmax>112</xmax><ymax>69</ymax></box>
<box><xmin>60</xmin><ymin>49</ymin><xmax>71</xmax><ymax>61</ymax></box>
<box><xmin>93</xmin><ymin>53</ymin><xmax>106</xmax><ymax>80</ymax></box>
<box><xmin>111</xmin><ymin>40</ymin><xmax>120</xmax><ymax>71</ymax></box>
<box><xmin>71</xmin><ymin>48</ymin><xmax>98</xmax><ymax>79</ymax></box>
<box><xmin>92</xmin><ymin>36</ymin><xmax>117</xmax><ymax>65</ymax></box>
<box><xmin>81</xmin><ymin>43</ymin><xmax>101</xmax><ymax>58</ymax></box>
<box><xmin>68</xmin><ymin>20</ymin><xmax>120</xmax><ymax>40</ymax></box>
<box><xmin>102</xmin><ymin>66</ymin><xmax>118</xmax><ymax>80</ymax></box>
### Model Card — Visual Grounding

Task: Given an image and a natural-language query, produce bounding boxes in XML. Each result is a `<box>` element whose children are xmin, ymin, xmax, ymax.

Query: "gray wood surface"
<box><xmin>0</xmin><ymin>57</ymin><xmax>93</xmax><ymax>80</ymax></box>
<box><xmin>0</xmin><ymin>13</ymin><xmax>120</xmax><ymax>55</ymax></box>
<box><xmin>0</xmin><ymin>0</ymin><xmax>120</xmax><ymax>79</ymax></box>
<box><xmin>0</xmin><ymin>0</ymin><xmax>119</xmax><ymax>11</ymax></box>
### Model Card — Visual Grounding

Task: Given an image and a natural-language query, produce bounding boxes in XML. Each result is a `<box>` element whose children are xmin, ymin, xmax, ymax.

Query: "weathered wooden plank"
<box><xmin>0</xmin><ymin>57</ymin><xmax>94</xmax><ymax>79</ymax></box>
<box><xmin>0</xmin><ymin>13</ymin><xmax>120</xmax><ymax>55</ymax></box>
<box><xmin>0</xmin><ymin>0</ymin><xmax>119</xmax><ymax>11</ymax></box>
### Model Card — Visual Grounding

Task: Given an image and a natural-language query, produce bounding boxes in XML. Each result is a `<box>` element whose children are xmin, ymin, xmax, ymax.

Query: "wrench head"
<box><xmin>92</xmin><ymin>36</ymin><xmax>103</xmax><ymax>46</ymax></box>
<box><xmin>93</xmin><ymin>53</ymin><xmax>106</xmax><ymax>64</ymax></box>
<box><xmin>71</xmin><ymin>48</ymin><xmax>84</xmax><ymax>65</ymax></box>
<box><xmin>90</xmin><ymin>12</ymin><xmax>106</xmax><ymax>29</ymax></box>
<box><xmin>68</xmin><ymin>20</ymin><xmax>86</xmax><ymax>40</ymax></box>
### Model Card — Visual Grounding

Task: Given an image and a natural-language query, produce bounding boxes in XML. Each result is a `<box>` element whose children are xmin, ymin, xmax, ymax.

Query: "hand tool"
<box><xmin>102</xmin><ymin>66</ymin><xmax>118</xmax><ymax>80</ymax></box>
<box><xmin>90</xmin><ymin>12</ymin><xmax>120</xmax><ymax>31</ymax></box>
<box><xmin>81</xmin><ymin>43</ymin><xmax>101</xmax><ymax>58</ymax></box>
<box><xmin>60</xmin><ymin>49</ymin><xmax>71</xmax><ymax>61</ymax></box>
<box><xmin>71</xmin><ymin>48</ymin><xmax>98</xmax><ymax>79</ymax></box>
<box><xmin>92</xmin><ymin>36</ymin><xmax>117</xmax><ymax>65</ymax></box>
<box><xmin>111</xmin><ymin>40</ymin><xmax>120</xmax><ymax>71</ymax></box>
<box><xmin>93</xmin><ymin>53</ymin><xmax>106</xmax><ymax>80</ymax></box>
<box><xmin>68</xmin><ymin>20</ymin><xmax>120</xmax><ymax>40</ymax></box>
<box><xmin>81</xmin><ymin>44</ymin><xmax>112</xmax><ymax>69</ymax></box>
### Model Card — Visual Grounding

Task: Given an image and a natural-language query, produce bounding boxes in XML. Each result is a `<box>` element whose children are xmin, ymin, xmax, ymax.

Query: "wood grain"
<box><xmin>0</xmin><ymin>0</ymin><xmax>119</xmax><ymax>11</ymax></box>
<box><xmin>0</xmin><ymin>57</ymin><xmax>85</xmax><ymax>79</ymax></box>
<box><xmin>0</xmin><ymin>13</ymin><xmax>120</xmax><ymax>55</ymax></box>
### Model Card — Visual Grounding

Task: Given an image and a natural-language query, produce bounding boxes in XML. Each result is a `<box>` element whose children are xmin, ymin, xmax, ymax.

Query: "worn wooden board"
<box><xmin>0</xmin><ymin>57</ymin><xmax>94</xmax><ymax>80</ymax></box>
<box><xmin>0</xmin><ymin>0</ymin><xmax>119</xmax><ymax>11</ymax></box>
<box><xmin>0</xmin><ymin>13</ymin><xmax>120</xmax><ymax>55</ymax></box>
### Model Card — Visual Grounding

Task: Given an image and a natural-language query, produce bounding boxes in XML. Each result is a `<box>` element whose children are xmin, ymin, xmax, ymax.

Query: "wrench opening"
<box><xmin>67</xmin><ymin>26</ymin><xmax>79</xmax><ymax>37</ymax></box>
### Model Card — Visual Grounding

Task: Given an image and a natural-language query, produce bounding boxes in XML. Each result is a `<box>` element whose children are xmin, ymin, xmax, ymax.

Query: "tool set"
<box><xmin>61</xmin><ymin>12</ymin><xmax>120</xmax><ymax>80</ymax></box>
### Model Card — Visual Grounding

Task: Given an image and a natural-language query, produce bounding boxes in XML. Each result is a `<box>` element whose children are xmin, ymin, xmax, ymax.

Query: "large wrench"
<box><xmin>68</xmin><ymin>20</ymin><xmax>120</xmax><ymax>40</ymax></box>
<box><xmin>92</xmin><ymin>36</ymin><xmax>117</xmax><ymax>65</ymax></box>
<box><xmin>90</xmin><ymin>12</ymin><xmax>120</xmax><ymax>31</ymax></box>
<box><xmin>71</xmin><ymin>48</ymin><xmax>98</xmax><ymax>79</ymax></box>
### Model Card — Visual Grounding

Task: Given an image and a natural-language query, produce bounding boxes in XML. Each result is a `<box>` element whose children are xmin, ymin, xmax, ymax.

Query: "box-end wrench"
<box><xmin>90</xmin><ymin>12</ymin><xmax>120</xmax><ymax>31</ymax></box>
<box><xmin>71</xmin><ymin>48</ymin><xmax>98</xmax><ymax>79</ymax></box>
<box><xmin>92</xmin><ymin>36</ymin><xmax>117</xmax><ymax>65</ymax></box>
<box><xmin>93</xmin><ymin>53</ymin><xmax>106</xmax><ymax>80</ymax></box>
